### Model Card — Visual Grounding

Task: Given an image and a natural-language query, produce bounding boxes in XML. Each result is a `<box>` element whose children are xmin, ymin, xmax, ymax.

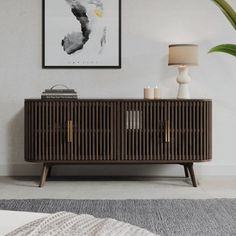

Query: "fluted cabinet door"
<box><xmin>25</xmin><ymin>101</ymin><xmax>69</xmax><ymax>162</ymax></box>
<box><xmin>76</xmin><ymin>101</ymin><xmax>115</xmax><ymax>161</ymax></box>
<box><xmin>118</xmin><ymin>100</ymin><xmax>212</xmax><ymax>162</ymax></box>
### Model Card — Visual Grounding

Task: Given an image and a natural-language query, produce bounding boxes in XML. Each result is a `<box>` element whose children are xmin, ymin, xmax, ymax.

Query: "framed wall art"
<box><xmin>42</xmin><ymin>0</ymin><xmax>121</xmax><ymax>68</ymax></box>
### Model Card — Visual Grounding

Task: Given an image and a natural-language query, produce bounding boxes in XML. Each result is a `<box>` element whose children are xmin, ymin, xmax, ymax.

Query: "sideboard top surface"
<box><xmin>25</xmin><ymin>98</ymin><xmax>212</xmax><ymax>102</ymax></box>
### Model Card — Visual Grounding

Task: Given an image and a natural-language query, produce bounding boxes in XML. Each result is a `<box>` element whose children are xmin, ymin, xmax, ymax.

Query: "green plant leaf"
<box><xmin>211</xmin><ymin>0</ymin><xmax>236</xmax><ymax>30</ymax></box>
<box><xmin>209</xmin><ymin>44</ymin><xmax>236</xmax><ymax>57</ymax></box>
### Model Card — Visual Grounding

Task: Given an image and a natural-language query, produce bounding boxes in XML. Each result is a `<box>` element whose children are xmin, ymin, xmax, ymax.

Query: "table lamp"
<box><xmin>168</xmin><ymin>44</ymin><xmax>198</xmax><ymax>99</ymax></box>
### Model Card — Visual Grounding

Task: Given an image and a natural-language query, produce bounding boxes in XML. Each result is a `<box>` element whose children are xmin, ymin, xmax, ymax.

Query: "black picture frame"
<box><xmin>42</xmin><ymin>0</ymin><xmax>121</xmax><ymax>69</ymax></box>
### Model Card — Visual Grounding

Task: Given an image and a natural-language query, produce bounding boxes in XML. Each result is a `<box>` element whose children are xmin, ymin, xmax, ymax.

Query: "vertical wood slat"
<box><xmin>34</xmin><ymin>101</ymin><xmax>38</xmax><ymax>161</ymax></box>
<box><xmin>147</xmin><ymin>101</ymin><xmax>150</xmax><ymax>161</ymax></box>
<box><xmin>75</xmin><ymin>102</ymin><xmax>78</xmax><ymax>161</ymax></box>
<box><xmin>205</xmin><ymin>101</ymin><xmax>208</xmax><ymax>160</ymax></box>
<box><xmin>200</xmin><ymin>101</ymin><xmax>203</xmax><ymax>160</ymax></box>
<box><xmin>92</xmin><ymin>102</ymin><xmax>95</xmax><ymax>161</ymax></box>
<box><xmin>165</xmin><ymin>101</ymin><xmax>168</xmax><ymax>161</ymax></box>
<box><xmin>95</xmin><ymin>102</ymin><xmax>98</xmax><ymax>161</ymax></box>
<box><xmin>28</xmin><ymin>102</ymin><xmax>33</xmax><ymax>161</ymax></box>
<box><xmin>45</xmin><ymin>101</ymin><xmax>48</xmax><ymax>162</ymax></box>
<box><xmin>52</xmin><ymin>102</ymin><xmax>55</xmax><ymax>161</ymax></box>
<box><xmin>157</xmin><ymin>102</ymin><xmax>160</xmax><ymax>161</ymax></box>
<box><xmin>111</xmin><ymin>102</ymin><xmax>114</xmax><ymax>161</ymax></box>
<box><xmin>127</xmin><ymin>102</ymin><xmax>130</xmax><ymax>160</ymax></box>
<box><xmin>161</xmin><ymin>101</ymin><xmax>164</xmax><ymax>161</ymax></box>
<box><xmin>60</xmin><ymin>102</ymin><xmax>63</xmax><ymax>161</ymax></box>
<box><xmin>29</xmin><ymin>101</ymin><xmax>31</xmax><ymax>161</ymax></box>
<box><xmin>124</xmin><ymin>102</ymin><xmax>127</xmax><ymax>161</ymax></box>
<box><xmin>207</xmin><ymin>101</ymin><xmax>209</xmax><ymax>159</ymax></box>
<box><xmin>120</xmin><ymin>102</ymin><xmax>123</xmax><ymax>161</ymax></box>
<box><xmin>186</xmin><ymin>102</ymin><xmax>189</xmax><ymax>161</ymax></box>
<box><xmin>136</xmin><ymin>102</ymin><xmax>139</xmax><ymax>160</ymax></box>
<box><xmin>64</xmin><ymin>101</ymin><xmax>67</xmax><ymax>161</ymax></box>
<box><xmin>171</xmin><ymin>102</ymin><xmax>174</xmax><ymax>161</ymax></box>
<box><xmin>189</xmin><ymin>101</ymin><xmax>193</xmax><ymax>161</ymax></box>
<box><xmin>85</xmin><ymin>101</ymin><xmax>88</xmax><ymax>161</ymax></box>
<box><xmin>203</xmin><ymin>101</ymin><xmax>206</xmax><ymax>160</ymax></box>
<box><xmin>196</xmin><ymin>101</ymin><xmax>199</xmax><ymax>159</ymax></box>
<box><xmin>182</xmin><ymin>101</ymin><xmax>185</xmax><ymax>161</ymax></box>
<box><xmin>129</xmin><ymin>102</ymin><xmax>132</xmax><ymax>161</ymax></box>
<box><xmin>143</xmin><ymin>101</ymin><xmax>146</xmax><ymax>161</ymax></box>
<box><xmin>191</xmin><ymin>102</ymin><xmax>194</xmax><ymax>159</ymax></box>
<box><xmin>55</xmin><ymin>102</ymin><xmax>59</xmax><ymax>161</ymax></box>
<box><xmin>99</xmin><ymin>101</ymin><xmax>102</xmax><ymax>160</ymax></box>
<box><xmin>88</xmin><ymin>102</ymin><xmax>91</xmax><ymax>161</ymax></box>
<box><xmin>192</xmin><ymin>102</ymin><xmax>196</xmax><ymax>160</ymax></box>
<box><xmin>163</xmin><ymin>101</ymin><xmax>166</xmax><ymax>161</ymax></box>
<box><xmin>38</xmin><ymin>101</ymin><xmax>41</xmax><ymax>162</ymax></box>
<box><xmin>153</xmin><ymin>102</ymin><xmax>156</xmax><ymax>160</ymax></box>
<box><xmin>41</xmin><ymin>102</ymin><xmax>44</xmax><ymax>162</ymax></box>
<box><xmin>65</xmin><ymin>102</ymin><xmax>69</xmax><ymax>161</ymax></box>
<box><xmin>131</xmin><ymin>104</ymin><xmax>134</xmax><ymax>160</ymax></box>
<box><xmin>24</xmin><ymin>101</ymin><xmax>28</xmax><ymax>161</ymax></box>
<box><xmin>102</xmin><ymin>102</ymin><xmax>105</xmax><ymax>161</ymax></box>
<box><xmin>107</xmin><ymin>102</ymin><xmax>110</xmax><ymax>161</ymax></box>
<box><xmin>117</xmin><ymin>101</ymin><xmax>120</xmax><ymax>161</ymax></box>
<box><xmin>206</xmin><ymin>101</ymin><xmax>209</xmax><ymax>160</ymax></box>
<box><xmin>27</xmin><ymin>101</ymin><xmax>30</xmax><ymax>161</ymax></box>
<box><xmin>183</xmin><ymin>101</ymin><xmax>186</xmax><ymax>161</ymax></box>
<box><xmin>210</xmin><ymin>101</ymin><xmax>213</xmax><ymax>158</ymax></box>
<box><xmin>81</xmin><ymin>102</ymin><xmax>84</xmax><ymax>161</ymax></box>
<box><xmin>150</xmin><ymin>102</ymin><xmax>153</xmax><ymax>160</ymax></box>
<box><xmin>139</xmin><ymin>102</ymin><xmax>142</xmax><ymax>161</ymax></box>
<box><xmin>92</xmin><ymin>101</ymin><xmax>94</xmax><ymax>160</ymax></box>
<box><xmin>113</xmin><ymin>102</ymin><xmax>116</xmax><ymax>161</ymax></box>
<box><xmin>86</xmin><ymin>102</ymin><xmax>89</xmax><ymax>161</ymax></box>
<box><xmin>47</xmin><ymin>101</ymin><xmax>50</xmax><ymax>160</ymax></box>
<box><xmin>167</xmin><ymin>101</ymin><xmax>170</xmax><ymax>161</ymax></box>
<box><xmin>71</xmin><ymin>102</ymin><xmax>74</xmax><ymax>161</ymax></box>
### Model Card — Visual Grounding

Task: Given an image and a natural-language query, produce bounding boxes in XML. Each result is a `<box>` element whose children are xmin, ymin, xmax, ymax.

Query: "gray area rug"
<box><xmin>0</xmin><ymin>199</ymin><xmax>236</xmax><ymax>236</ymax></box>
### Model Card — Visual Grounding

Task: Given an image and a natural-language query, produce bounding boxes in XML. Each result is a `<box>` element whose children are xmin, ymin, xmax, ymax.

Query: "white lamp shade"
<box><xmin>168</xmin><ymin>44</ymin><xmax>198</xmax><ymax>66</ymax></box>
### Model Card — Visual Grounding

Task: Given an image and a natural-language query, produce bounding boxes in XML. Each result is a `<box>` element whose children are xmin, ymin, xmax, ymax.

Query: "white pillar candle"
<box><xmin>144</xmin><ymin>87</ymin><xmax>154</xmax><ymax>100</ymax></box>
<box><xmin>154</xmin><ymin>86</ymin><xmax>161</xmax><ymax>99</ymax></box>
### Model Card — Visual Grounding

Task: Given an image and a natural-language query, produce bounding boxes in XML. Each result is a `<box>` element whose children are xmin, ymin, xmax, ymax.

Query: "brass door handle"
<box><xmin>165</xmin><ymin>120</ymin><xmax>171</xmax><ymax>143</ymax></box>
<box><xmin>67</xmin><ymin>120</ymin><xmax>73</xmax><ymax>143</ymax></box>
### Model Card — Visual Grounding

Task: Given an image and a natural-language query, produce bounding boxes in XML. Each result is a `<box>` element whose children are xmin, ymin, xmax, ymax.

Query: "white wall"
<box><xmin>0</xmin><ymin>0</ymin><xmax>236</xmax><ymax>176</ymax></box>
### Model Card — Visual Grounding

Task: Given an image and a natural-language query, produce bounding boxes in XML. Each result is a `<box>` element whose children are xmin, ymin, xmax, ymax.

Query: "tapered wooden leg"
<box><xmin>184</xmin><ymin>165</ymin><xmax>189</xmax><ymax>178</ymax></box>
<box><xmin>39</xmin><ymin>163</ymin><xmax>49</xmax><ymax>188</ymax></box>
<box><xmin>187</xmin><ymin>163</ymin><xmax>197</xmax><ymax>187</ymax></box>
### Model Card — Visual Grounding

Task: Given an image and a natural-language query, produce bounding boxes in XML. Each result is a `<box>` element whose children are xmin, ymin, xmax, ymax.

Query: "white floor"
<box><xmin>0</xmin><ymin>176</ymin><xmax>236</xmax><ymax>199</ymax></box>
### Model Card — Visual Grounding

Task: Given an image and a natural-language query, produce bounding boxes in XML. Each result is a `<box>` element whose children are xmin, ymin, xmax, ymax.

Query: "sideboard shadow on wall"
<box><xmin>24</xmin><ymin>99</ymin><xmax>212</xmax><ymax>187</ymax></box>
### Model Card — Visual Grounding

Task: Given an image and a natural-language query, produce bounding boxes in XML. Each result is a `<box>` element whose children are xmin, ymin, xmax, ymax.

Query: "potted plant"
<box><xmin>209</xmin><ymin>0</ymin><xmax>236</xmax><ymax>57</ymax></box>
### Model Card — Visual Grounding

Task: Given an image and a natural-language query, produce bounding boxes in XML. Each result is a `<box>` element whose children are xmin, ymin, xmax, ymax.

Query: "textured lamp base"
<box><xmin>177</xmin><ymin>66</ymin><xmax>191</xmax><ymax>99</ymax></box>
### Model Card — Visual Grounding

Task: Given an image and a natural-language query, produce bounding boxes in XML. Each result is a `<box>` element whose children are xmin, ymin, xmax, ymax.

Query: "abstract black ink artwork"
<box><xmin>43</xmin><ymin>0</ymin><xmax>121</xmax><ymax>68</ymax></box>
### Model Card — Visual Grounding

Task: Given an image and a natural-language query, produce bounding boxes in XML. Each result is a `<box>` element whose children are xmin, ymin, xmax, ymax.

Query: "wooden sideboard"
<box><xmin>25</xmin><ymin>99</ymin><xmax>212</xmax><ymax>187</ymax></box>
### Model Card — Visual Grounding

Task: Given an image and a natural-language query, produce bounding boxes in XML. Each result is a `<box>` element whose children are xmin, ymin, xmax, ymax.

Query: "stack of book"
<box><xmin>41</xmin><ymin>88</ymin><xmax>78</xmax><ymax>99</ymax></box>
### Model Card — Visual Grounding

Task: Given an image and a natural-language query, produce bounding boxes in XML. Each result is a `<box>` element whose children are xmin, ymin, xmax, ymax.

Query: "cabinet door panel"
<box><xmin>118</xmin><ymin>100</ymin><xmax>212</xmax><ymax>162</ymax></box>
<box><xmin>120</xmin><ymin>101</ymin><xmax>164</xmax><ymax>161</ymax></box>
<box><xmin>25</xmin><ymin>101</ymin><xmax>71</xmax><ymax>162</ymax></box>
<box><xmin>76</xmin><ymin>101</ymin><xmax>115</xmax><ymax>161</ymax></box>
<box><xmin>170</xmin><ymin>101</ymin><xmax>212</xmax><ymax>162</ymax></box>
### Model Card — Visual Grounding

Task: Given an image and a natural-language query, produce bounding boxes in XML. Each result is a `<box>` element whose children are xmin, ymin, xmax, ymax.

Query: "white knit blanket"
<box><xmin>6</xmin><ymin>212</ymin><xmax>158</xmax><ymax>236</ymax></box>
